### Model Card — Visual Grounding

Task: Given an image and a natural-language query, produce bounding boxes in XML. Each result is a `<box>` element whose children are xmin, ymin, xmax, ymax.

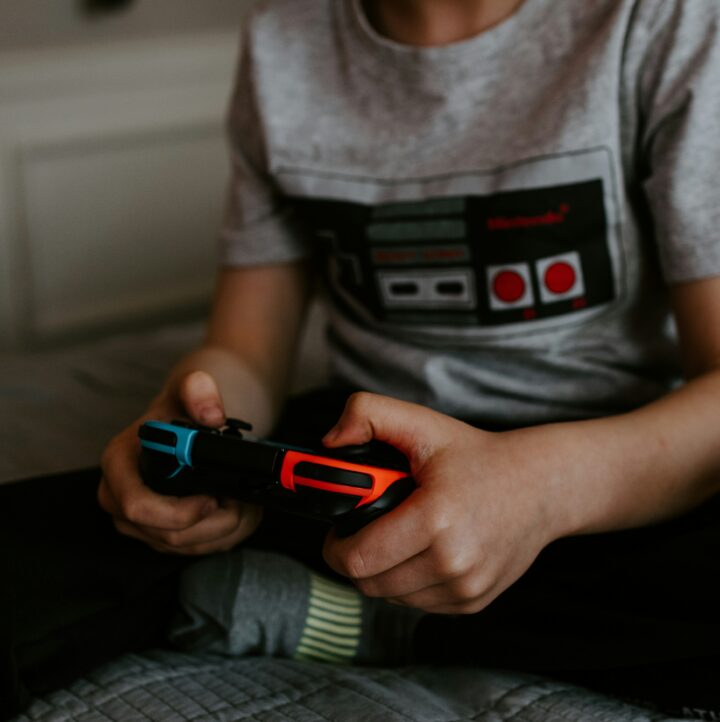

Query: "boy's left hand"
<box><xmin>322</xmin><ymin>392</ymin><xmax>575</xmax><ymax>614</ymax></box>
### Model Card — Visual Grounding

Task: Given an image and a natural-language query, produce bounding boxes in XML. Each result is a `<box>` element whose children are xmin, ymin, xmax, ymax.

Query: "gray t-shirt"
<box><xmin>220</xmin><ymin>0</ymin><xmax>720</xmax><ymax>426</ymax></box>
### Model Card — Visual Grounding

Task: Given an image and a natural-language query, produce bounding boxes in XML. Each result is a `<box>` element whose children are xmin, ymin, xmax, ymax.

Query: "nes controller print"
<box><xmin>297</xmin><ymin>178</ymin><xmax>615</xmax><ymax>329</ymax></box>
<box><xmin>283</xmin><ymin>149</ymin><xmax>621</xmax><ymax>333</ymax></box>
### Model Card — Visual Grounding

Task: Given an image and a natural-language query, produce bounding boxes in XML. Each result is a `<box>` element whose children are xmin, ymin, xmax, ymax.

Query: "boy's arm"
<box><xmin>158</xmin><ymin>261</ymin><xmax>314</xmax><ymax>436</ymax></box>
<box><xmin>98</xmin><ymin>260</ymin><xmax>314</xmax><ymax>555</ymax></box>
<box><xmin>322</xmin><ymin>276</ymin><xmax>720</xmax><ymax>614</ymax></box>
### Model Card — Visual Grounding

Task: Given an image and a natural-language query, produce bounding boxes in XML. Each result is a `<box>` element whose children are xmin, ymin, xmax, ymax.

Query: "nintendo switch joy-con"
<box><xmin>138</xmin><ymin>418</ymin><xmax>415</xmax><ymax>537</ymax></box>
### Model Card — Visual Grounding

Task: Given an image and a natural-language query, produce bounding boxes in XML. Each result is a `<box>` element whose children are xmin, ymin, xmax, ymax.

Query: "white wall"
<box><xmin>0</xmin><ymin>23</ymin><xmax>244</xmax><ymax>349</ymax></box>
<box><xmin>0</xmin><ymin>0</ymin><xmax>253</xmax><ymax>52</ymax></box>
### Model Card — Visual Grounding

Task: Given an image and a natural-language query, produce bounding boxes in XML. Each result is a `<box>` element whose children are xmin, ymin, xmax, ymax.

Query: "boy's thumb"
<box><xmin>322</xmin><ymin>392</ymin><xmax>434</xmax><ymax>460</ymax></box>
<box><xmin>179</xmin><ymin>370</ymin><xmax>225</xmax><ymax>427</ymax></box>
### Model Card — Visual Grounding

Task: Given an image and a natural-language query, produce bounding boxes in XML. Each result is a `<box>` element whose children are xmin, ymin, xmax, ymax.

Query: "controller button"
<box><xmin>493</xmin><ymin>270</ymin><xmax>526</xmax><ymax>304</ymax></box>
<box><xmin>331</xmin><ymin>441</ymin><xmax>409</xmax><ymax>470</ymax></box>
<box><xmin>333</xmin><ymin>444</ymin><xmax>372</xmax><ymax>457</ymax></box>
<box><xmin>544</xmin><ymin>261</ymin><xmax>576</xmax><ymax>295</ymax></box>
<box><xmin>226</xmin><ymin>418</ymin><xmax>253</xmax><ymax>432</ymax></box>
<box><xmin>293</xmin><ymin>462</ymin><xmax>373</xmax><ymax>489</ymax></box>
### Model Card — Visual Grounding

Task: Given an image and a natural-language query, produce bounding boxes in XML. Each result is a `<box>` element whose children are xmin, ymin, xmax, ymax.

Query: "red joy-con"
<box><xmin>279</xmin><ymin>451</ymin><xmax>409</xmax><ymax>509</ymax></box>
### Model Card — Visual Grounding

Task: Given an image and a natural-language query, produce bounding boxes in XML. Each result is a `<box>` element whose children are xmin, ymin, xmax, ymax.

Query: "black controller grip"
<box><xmin>334</xmin><ymin>475</ymin><xmax>416</xmax><ymax>537</ymax></box>
<box><xmin>139</xmin><ymin>447</ymin><xmax>276</xmax><ymax>501</ymax></box>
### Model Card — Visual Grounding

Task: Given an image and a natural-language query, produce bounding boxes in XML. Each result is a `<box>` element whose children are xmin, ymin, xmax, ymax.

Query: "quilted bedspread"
<box><xmin>12</xmin><ymin>651</ymin><xmax>686</xmax><ymax>722</ymax></box>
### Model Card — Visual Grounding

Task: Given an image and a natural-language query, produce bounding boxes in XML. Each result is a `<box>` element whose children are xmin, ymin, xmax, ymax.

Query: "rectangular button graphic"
<box><xmin>377</xmin><ymin>269</ymin><xmax>476</xmax><ymax>310</ymax></box>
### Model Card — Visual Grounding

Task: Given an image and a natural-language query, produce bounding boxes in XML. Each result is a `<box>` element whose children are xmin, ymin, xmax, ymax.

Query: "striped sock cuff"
<box><xmin>293</xmin><ymin>573</ymin><xmax>363</xmax><ymax>664</ymax></box>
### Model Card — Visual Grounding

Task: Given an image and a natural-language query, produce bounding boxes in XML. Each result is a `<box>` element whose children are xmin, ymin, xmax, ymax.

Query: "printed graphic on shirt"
<box><xmin>279</xmin><ymin>147</ymin><xmax>622</xmax><ymax>335</ymax></box>
<box><xmin>295</xmin><ymin>179</ymin><xmax>614</xmax><ymax>327</ymax></box>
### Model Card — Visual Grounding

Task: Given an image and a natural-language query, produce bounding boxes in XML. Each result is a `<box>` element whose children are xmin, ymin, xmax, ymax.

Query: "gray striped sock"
<box><xmin>169</xmin><ymin>549</ymin><xmax>421</xmax><ymax>665</ymax></box>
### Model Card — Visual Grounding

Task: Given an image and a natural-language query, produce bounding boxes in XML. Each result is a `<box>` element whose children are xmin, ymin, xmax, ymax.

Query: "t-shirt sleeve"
<box><xmin>218</xmin><ymin>20</ymin><xmax>314</xmax><ymax>267</ymax></box>
<box><xmin>635</xmin><ymin>0</ymin><xmax>720</xmax><ymax>284</ymax></box>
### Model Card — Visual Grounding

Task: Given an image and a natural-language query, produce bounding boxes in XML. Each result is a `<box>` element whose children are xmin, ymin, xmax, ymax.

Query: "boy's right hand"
<box><xmin>98</xmin><ymin>370</ymin><xmax>263</xmax><ymax>555</ymax></box>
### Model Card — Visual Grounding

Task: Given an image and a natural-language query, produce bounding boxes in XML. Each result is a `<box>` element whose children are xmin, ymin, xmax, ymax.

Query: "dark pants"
<box><xmin>1</xmin><ymin>467</ymin><xmax>188</xmax><ymax>718</ymax></box>
<box><xmin>413</xmin><ymin>499</ymin><xmax>720</xmax><ymax>714</ymax></box>
<box><xmin>2</xmin><ymin>387</ymin><xmax>720</xmax><ymax>718</ymax></box>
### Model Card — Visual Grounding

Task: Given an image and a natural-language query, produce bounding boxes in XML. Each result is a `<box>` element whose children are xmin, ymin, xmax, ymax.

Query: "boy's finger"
<box><xmin>115</xmin><ymin>500</ymin><xmax>260</xmax><ymax>550</ymax></box>
<box><xmin>323</xmin><ymin>489</ymin><xmax>429</xmax><ymax>579</ymax></box>
<box><xmin>107</xmin><ymin>477</ymin><xmax>218</xmax><ymax>531</ymax></box>
<box><xmin>100</xmin><ymin>443</ymin><xmax>218</xmax><ymax>531</ymax></box>
<box><xmin>322</xmin><ymin>392</ymin><xmax>442</xmax><ymax>462</ymax></box>
<box><xmin>179</xmin><ymin>370</ymin><xmax>225</xmax><ymax>427</ymax></box>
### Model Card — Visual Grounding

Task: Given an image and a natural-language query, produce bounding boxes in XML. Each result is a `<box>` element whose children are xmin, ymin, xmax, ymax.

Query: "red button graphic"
<box><xmin>493</xmin><ymin>270</ymin><xmax>526</xmax><ymax>303</ymax></box>
<box><xmin>544</xmin><ymin>262</ymin><xmax>576</xmax><ymax>295</ymax></box>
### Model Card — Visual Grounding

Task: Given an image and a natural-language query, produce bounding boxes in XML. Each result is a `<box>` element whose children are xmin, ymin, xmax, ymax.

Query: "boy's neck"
<box><xmin>362</xmin><ymin>0</ymin><xmax>526</xmax><ymax>47</ymax></box>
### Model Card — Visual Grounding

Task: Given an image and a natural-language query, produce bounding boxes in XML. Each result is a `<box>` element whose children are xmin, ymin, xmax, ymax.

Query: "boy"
<box><xmin>98</xmin><ymin>0</ymin><xmax>720</xmax><ymax>715</ymax></box>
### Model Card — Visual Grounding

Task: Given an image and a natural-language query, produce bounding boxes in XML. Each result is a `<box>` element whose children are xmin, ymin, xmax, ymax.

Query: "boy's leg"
<box><xmin>245</xmin><ymin>388</ymin><xmax>720</xmax><ymax>711</ymax></box>
<box><xmin>411</xmin><ymin>495</ymin><xmax>720</xmax><ymax>713</ymax></box>
<box><xmin>164</xmin><ymin>387</ymin><xmax>720</xmax><ymax>713</ymax></box>
<box><xmin>0</xmin><ymin>469</ymin><xmax>190</xmax><ymax>719</ymax></box>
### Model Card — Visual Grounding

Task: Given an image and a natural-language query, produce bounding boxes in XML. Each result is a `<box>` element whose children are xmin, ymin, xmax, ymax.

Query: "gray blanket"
<box><xmin>13</xmin><ymin>651</ymin><xmax>683</xmax><ymax>721</ymax></box>
<box><xmin>0</xmin><ymin>323</ymin><xmax>203</xmax><ymax>484</ymax></box>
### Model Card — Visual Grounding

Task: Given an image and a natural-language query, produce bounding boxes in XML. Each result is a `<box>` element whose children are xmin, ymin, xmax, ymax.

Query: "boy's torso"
<box><xmin>228</xmin><ymin>0</ymin><xmax>719</xmax><ymax>424</ymax></box>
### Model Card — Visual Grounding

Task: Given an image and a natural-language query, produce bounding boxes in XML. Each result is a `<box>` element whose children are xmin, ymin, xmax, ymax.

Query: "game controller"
<box><xmin>138</xmin><ymin>418</ymin><xmax>416</xmax><ymax>537</ymax></box>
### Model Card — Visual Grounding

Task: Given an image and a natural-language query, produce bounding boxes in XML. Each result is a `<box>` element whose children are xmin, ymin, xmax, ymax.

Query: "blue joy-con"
<box><xmin>139</xmin><ymin>420</ymin><xmax>198</xmax><ymax>478</ymax></box>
